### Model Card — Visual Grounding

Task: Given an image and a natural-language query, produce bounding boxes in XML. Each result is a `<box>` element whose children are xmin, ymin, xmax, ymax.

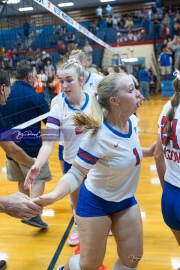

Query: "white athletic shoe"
<box><xmin>68</xmin><ymin>224</ymin><xmax>79</xmax><ymax>246</ymax></box>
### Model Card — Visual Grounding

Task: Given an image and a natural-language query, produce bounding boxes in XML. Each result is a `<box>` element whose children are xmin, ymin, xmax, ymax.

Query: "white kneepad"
<box><xmin>69</xmin><ymin>254</ymin><xmax>81</xmax><ymax>270</ymax></box>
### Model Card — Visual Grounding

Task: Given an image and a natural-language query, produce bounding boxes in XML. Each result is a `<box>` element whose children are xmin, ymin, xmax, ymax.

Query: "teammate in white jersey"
<box><xmin>65</xmin><ymin>51</ymin><xmax>103</xmax><ymax>245</ymax></box>
<box><xmin>26</xmin><ymin>73</ymin><xmax>155</xmax><ymax>270</ymax></box>
<box><xmin>69</xmin><ymin>50</ymin><xmax>103</xmax><ymax>93</ymax></box>
<box><xmin>155</xmin><ymin>56</ymin><xmax>180</xmax><ymax>257</ymax></box>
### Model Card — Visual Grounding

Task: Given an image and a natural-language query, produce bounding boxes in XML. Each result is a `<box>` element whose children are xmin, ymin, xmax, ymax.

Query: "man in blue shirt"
<box><xmin>158</xmin><ymin>48</ymin><xmax>172</xmax><ymax>81</ymax></box>
<box><xmin>138</xmin><ymin>65</ymin><xmax>150</xmax><ymax>100</ymax></box>
<box><xmin>0</xmin><ymin>69</ymin><xmax>43</xmax><ymax>269</ymax></box>
<box><xmin>0</xmin><ymin>61</ymin><xmax>52</xmax><ymax>229</ymax></box>
<box><xmin>23</xmin><ymin>19</ymin><xmax>30</xmax><ymax>39</ymax></box>
<box><xmin>106</xmin><ymin>4</ymin><xmax>113</xmax><ymax>17</ymax></box>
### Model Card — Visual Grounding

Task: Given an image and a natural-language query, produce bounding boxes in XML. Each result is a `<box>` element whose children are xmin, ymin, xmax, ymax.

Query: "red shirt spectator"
<box><xmin>7</xmin><ymin>49</ymin><xmax>13</xmax><ymax>59</ymax></box>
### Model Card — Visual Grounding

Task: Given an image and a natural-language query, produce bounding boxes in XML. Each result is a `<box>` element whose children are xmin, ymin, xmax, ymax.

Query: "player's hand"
<box><xmin>32</xmin><ymin>192</ymin><xmax>57</xmax><ymax>207</ymax></box>
<box><xmin>24</xmin><ymin>165</ymin><xmax>40</xmax><ymax>189</ymax></box>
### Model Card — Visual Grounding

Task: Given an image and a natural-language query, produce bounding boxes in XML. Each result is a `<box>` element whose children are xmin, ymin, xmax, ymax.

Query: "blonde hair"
<box><xmin>164</xmin><ymin>55</ymin><xmax>180</xmax><ymax>147</ymax></box>
<box><xmin>57</xmin><ymin>61</ymin><xmax>84</xmax><ymax>79</ymax></box>
<box><xmin>72</xmin><ymin>73</ymin><xmax>128</xmax><ymax>136</ymax></box>
<box><xmin>69</xmin><ymin>50</ymin><xmax>87</xmax><ymax>63</ymax></box>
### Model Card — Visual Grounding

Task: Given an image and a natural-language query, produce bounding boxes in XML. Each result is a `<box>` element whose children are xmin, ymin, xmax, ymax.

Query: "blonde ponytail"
<box><xmin>71</xmin><ymin>73</ymin><xmax>129</xmax><ymax>136</ymax></box>
<box><xmin>72</xmin><ymin>95</ymin><xmax>103</xmax><ymax>136</ymax></box>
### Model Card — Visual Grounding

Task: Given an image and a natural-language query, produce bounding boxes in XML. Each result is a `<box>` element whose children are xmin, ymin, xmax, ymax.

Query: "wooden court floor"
<box><xmin>0</xmin><ymin>94</ymin><xmax>180</xmax><ymax>270</ymax></box>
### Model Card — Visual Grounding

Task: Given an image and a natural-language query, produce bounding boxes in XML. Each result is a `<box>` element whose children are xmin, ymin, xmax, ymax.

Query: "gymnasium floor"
<box><xmin>0</xmin><ymin>94</ymin><xmax>180</xmax><ymax>270</ymax></box>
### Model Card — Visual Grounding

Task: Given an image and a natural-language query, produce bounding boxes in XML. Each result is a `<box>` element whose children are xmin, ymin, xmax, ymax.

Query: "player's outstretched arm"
<box><xmin>154</xmin><ymin>135</ymin><xmax>166</xmax><ymax>188</ymax></box>
<box><xmin>24</xmin><ymin>139</ymin><xmax>56</xmax><ymax>189</ymax></box>
<box><xmin>32</xmin><ymin>162</ymin><xmax>89</xmax><ymax>207</ymax></box>
<box><xmin>142</xmin><ymin>142</ymin><xmax>156</xmax><ymax>157</ymax></box>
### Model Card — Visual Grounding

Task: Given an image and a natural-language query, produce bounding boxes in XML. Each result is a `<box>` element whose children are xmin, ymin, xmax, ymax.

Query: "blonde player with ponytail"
<box><xmin>154</xmin><ymin>55</ymin><xmax>180</xmax><ymax>265</ymax></box>
<box><xmin>25</xmin><ymin>73</ymin><xmax>155</xmax><ymax>270</ymax></box>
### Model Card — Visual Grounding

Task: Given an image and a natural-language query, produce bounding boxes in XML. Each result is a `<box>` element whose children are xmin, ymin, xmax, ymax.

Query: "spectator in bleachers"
<box><xmin>82</xmin><ymin>41</ymin><xmax>93</xmax><ymax>56</ymax></box>
<box><xmin>161</xmin><ymin>39</ymin><xmax>168</xmax><ymax>51</ymax></box>
<box><xmin>61</xmin><ymin>24</ymin><xmax>67</xmax><ymax>34</ymax></box>
<box><xmin>47</xmin><ymin>73</ymin><xmax>60</xmax><ymax>101</ymax></box>
<box><xmin>173</xmin><ymin>22</ymin><xmax>180</xmax><ymax>37</ymax></box>
<box><xmin>77</xmin><ymin>29</ymin><xmax>86</xmax><ymax>43</ymax></box>
<box><xmin>94</xmin><ymin>20</ymin><xmax>99</xmax><ymax>31</ymax></box>
<box><xmin>86</xmin><ymin>52</ymin><xmax>93</xmax><ymax>67</ymax></box>
<box><xmin>23</xmin><ymin>19</ymin><xmax>30</xmax><ymax>39</ymax></box>
<box><xmin>92</xmin><ymin>23</ymin><xmax>98</xmax><ymax>34</ymax></box>
<box><xmin>2</xmin><ymin>53</ymin><xmax>13</xmax><ymax>70</ymax></box>
<box><xmin>41</xmin><ymin>51</ymin><xmax>52</xmax><ymax>64</ymax></box>
<box><xmin>44</xmin><ymin>60</ymin><xmax>55</xmax><ymax>76</ymax></box>
<box><xmin>119</xmin><ymin>64</ymin><xmax>139</xmax><ymax>88</ymax></box>
<box><xmin>138</xmin><ymin>65</ymin><xmax>150</xmax><ymax>100</ymax></box>
<box><xmin>7</xmin><ymin>47</ymin><xmax>13</xmax><ymax>60</ymax></box>
<box><xmin>113</xmin><ymin>16</ymin><xmax>119</xmax><ymax>29</ymax></box>
<box><xmin>151</xmin><ymin>3</ymin><xmax>157</xmax><ymax>15</ymax></box>
<box><xmin>57</xmin><ymin>40</ymin><xmax>65</xmax><ymax>53</ymax></box>
<box><xmin>106</xmin><ymin>4</ymin><xmax>113</xmax><ymax>17</ymax></box>
<box><xmin>34</xmin><ymin>48</ymin><xmax>42</xmax><ymax>73</ymax></box>
<box><xmin>15</xmin><ymin>32</ymin><xmax>22</xmax><ymax>51</ymax></box>
<box><xmin>71</xmin><ymin>43</ymin><xmax>79</xmax><ymax>54</ymax></box>
<box><xmin>27</xmin><ymin>47</ymin><xmax>35</xmax><ymax>63</ymax></box>
<box><xmin>149</xmin><ymin>73</ymin><xmax>157</xmax><ymax>94</ymax></box>
<box><xmin>172</xmin><ymin>36</ymin><xmax>180</xmax><ymax>62</ymax></box>
<box><xmin>138</xmin><ymin>8</ymin><xmax>146</xmax><ymax>21</ymax></box>
<box><xmin>117</xmin><ymin>20</ymin><xmax>125</xmax><ymax>30</ymax></box>
<box><xmin>34</xmin><ymin>74</ymin><xmax>45</xmax><ymax>97</ymax></box>
<box><xmin>30</xmin><ymin>18</ymin><xmax>36</xmax><ymax>36</ymax></box>
<box><xmin>125</xmin><ymin>17</ymin><xmax>134</xmax><ymax>29</ymax></box>
<box><xmin>162</xmin><ymin>13</ymin><xmax>170</xmax><ymax>27</ymax></box>
<box><xmin>106</xmin><ymin>16</ymin><xmax>113</xmax><ymax>28</ymax></box>
<box><xmin>65</xmin><ymin>31</ymin><xmax>76</xmax><ymax>55</ymax></box>
<box><xmin>142</xmin><ymin>14</ymin><xmax>150</xmax><ymax>37</ymax></box>
<box><xmin>96</xmin><ymin>6</ymin><xmax>103</xmax><ymax>25</ymax></box>
<box><xmin>174</xmin><ymin>13</ymin><xmax>180</xmax><ymax>24</ymax></box>
<box><xmin>58</xmin><ymin>44</ymin><xmax>68</xmax><ymax>62</ymax></box>
<box><xmin>50</xmin><ymin>33</ymin><xmax>58</xmax><ymax>45</ymax></box>
<box><xmin>162</xmin><ymin>23</ymin><xmax>170</xmax><ymax>39</ymax></box>
<box><xmin>53</xmin><ymin>23</ymin><xmax>61</xmax><ymax>35</ymax></box>
<box><xmin>152</xmin><ymin>14</ymin><xmax>161</xmax><ymax>40</ymax></box>
<box><xmin>158</xmin><ymin>47</ymin><xmax>172</xmax><ymax>81</ymax></box>
<box><xmin>127</xmin><ymin>30</ymin><xmax>134</xmax><ymax>41</ymax></box>
<box><xmin>38</xmin><ymin>69</ymin><xmax>47</xmax><ymax>83</ymax></box>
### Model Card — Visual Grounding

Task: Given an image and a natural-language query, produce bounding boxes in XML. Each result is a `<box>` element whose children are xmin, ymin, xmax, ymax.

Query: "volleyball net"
<box><xmin>0</xmin><ymin>0</ymin><xmax>122</xmax><ymax>141</ymax></box>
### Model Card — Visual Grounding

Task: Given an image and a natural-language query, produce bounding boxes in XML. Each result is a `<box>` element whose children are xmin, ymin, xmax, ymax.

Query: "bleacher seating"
<box><xmin>161</xmin><ymin>80</ymin><xmax>174</xmax><ymax>97</ymax></box>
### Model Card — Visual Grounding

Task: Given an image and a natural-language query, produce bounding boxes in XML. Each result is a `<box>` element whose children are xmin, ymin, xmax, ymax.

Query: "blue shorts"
<box><xmin>162</xmin><ymin>181</ymin><xmax>180</xmax><ymax>230</ymax></box>
<box><xmin>76</xmin><ymin>183</ymin><xmax>137</xmax><ymax>217</ymax></box>
<box><xmin>63</xmin><ymin>160</ymin><xmax>72</xmax><ymax>174</ymax></box>
<box><xmin>58</xmin><ymin>145</ymin><xmax>64</xmax><ymax>161</ymax></box>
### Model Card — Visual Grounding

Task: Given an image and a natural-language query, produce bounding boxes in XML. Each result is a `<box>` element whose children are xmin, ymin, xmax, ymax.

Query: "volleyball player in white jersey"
<box><xmin>154</xmin><ymin>55</ymin><xmax>180</xmax><ymax>263</ymax></box>
<box><xmin>59</xmin><ymin>52</ymin><xmax>103</xmax><ymax>246</ymax></box>
<box><xmin>69</xmin><ymin>50</ymin><xmax>103</xmax><ymax>94</ymax></box>
<box><xmin>25</xmin><ymin>73</ymin><xmax>155</xmax><ymax>270</ymax></box>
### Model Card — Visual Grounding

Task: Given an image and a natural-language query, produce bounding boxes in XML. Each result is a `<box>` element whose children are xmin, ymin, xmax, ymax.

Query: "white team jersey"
<box><xmin>51</xmin><ymin>92</ymin><xmax>65</xmax><ymax>146</ymax></box>
<box><xmin>75</xmin><ymin>114</ymin><xmax>143</xmax><ymax>202</ymax></box>
<box><xmin>51</xmin><ymin>92</ymin><xmax>64</xmax><ymax>108</ymax></box>
<box><xmin>158</xmin><ymin>100</ymin><xmax>180</xmax><ymax>188</ymax></box>
<box><xmin>83</xmin><ymin>72</ymin><xmax>103</xmax><ymax>93</ymax></box>
<box><xmin>47</xmin><ymin>93</ymin><xmax>92</xmax><ymax>164</ymax></box>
